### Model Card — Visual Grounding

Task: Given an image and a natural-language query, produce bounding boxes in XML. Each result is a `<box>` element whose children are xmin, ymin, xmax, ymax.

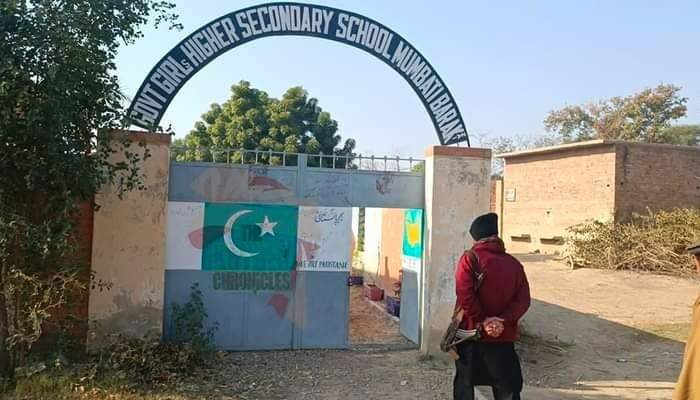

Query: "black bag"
<box><xmin>440</xmin><ymin>250</ymin><xmax>483</xmax><ymax>353</ymax></box>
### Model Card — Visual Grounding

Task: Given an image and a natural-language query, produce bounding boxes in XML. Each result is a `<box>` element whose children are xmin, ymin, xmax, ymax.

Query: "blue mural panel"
<box><xmin>295</xmin><ymin>272</ymin><xmax>349</xmax><ymax>349</ymax></box>
<box><xmin>349</xmin><ymin>172</ymin><xmax>424</xmax><ymax>209</ymax></box>
<box><xmin>169</xmin><ymin>162</ymin><xmax>424</xmax><ymax>209</ymax></box>
<box><xmin>169</xmin><ymin>163</ymin><xmax>298</xmax><ymax>204</ymax></box>
<box><xmin>399</xmin><ymin>269</ymin><xmax>420</xmax><ymax>344</ymax></box>
<box><xmin>164</xmin><ymin>270</ymin><xmax>295</xmax><ymax>350</ymax></box>
<box><xmin>244</xmin><ymin>291</ymin><xmax>295</xmax><ymax>349</ymax></box>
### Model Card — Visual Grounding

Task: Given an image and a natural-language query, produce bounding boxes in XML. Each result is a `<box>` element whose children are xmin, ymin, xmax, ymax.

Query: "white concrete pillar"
<box><xmin>421</xmin><ymin>146</ymin><xmax>492</xmax><ymax>357</ymax></box>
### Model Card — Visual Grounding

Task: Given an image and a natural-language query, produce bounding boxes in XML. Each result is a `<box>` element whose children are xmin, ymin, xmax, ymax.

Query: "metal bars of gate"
<box><xmin>169</xmin><ymin>147</ymin><xmax>424</xmax><ymax>173</ymax></box>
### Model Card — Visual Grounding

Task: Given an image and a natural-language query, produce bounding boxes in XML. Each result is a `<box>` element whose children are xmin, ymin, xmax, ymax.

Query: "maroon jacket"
<box><xmin>455</xmin><ymin>239</ymin><xmax>531</xmax><ymax>342</ymax></box>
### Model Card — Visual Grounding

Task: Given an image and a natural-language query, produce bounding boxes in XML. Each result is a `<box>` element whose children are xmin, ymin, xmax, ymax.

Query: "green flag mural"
<box><xmin>202</xmin><ymin>203</ymin><xmax>298</xmax><ymax>271</ymax></box>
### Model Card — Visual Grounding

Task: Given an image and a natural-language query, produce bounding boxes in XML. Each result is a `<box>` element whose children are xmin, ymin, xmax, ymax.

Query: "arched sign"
<box><xmin>127</xmin><ymin>2</ymin><xmax>470</xmax><ymax>146</ymax></box>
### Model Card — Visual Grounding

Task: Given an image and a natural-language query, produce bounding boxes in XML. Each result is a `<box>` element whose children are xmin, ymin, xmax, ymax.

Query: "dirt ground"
<box><xmin>31</xmin><ymin>258</ymin><xmax>696</xmax><ymax>400</ymax></box>
<box><xmin>509</xmin><ymin>255</ymin><xmax>699</xmax><ymax>400</ymax></box>
<box><xmin>211</xmin><ymin>257</ymin><xmax>698</xmax><ymax>400</ymax></box>
<box><xmin>348</xmin><ymin>285</ymin><xmax>413</xmax><ymax>347</ymax></box>
<box><xmin>160</xmin><ymin>285</ymin><xmax>448</xmax><ymax>400</ymax></box>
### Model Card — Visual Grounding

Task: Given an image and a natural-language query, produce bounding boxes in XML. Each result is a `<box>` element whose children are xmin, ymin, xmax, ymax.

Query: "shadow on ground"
<box><xmin>509</xmin><ymin>298</ymin><xmax>684</xmax><ymax>399</ymax></box>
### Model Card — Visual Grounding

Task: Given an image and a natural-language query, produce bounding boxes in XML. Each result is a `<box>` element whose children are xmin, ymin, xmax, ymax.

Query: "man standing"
<box><xmin>673</xmin><ymin>241</ymin><xmax>700</xmax><ymax>400</ymax></box>
<box><xmin>454</xmin><ymin>213</ymin><xmax>531</xmax><ymax>400</ymax></box>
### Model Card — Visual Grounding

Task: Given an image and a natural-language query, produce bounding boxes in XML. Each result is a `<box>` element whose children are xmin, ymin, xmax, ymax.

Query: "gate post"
<box><xmin>88</xmin><ymin>130</ymin><xmax>171</xmax><ymax>348</ymax></box>
<box><xmin>421</xmin><ymin>146</ymin><xmax>492</xmax><ymax>357</ymax></box>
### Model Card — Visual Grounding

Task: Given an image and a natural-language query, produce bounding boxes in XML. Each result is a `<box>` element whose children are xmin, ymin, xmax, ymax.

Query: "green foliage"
<box><xmin>410</xmin><ymin>162</ymin><xmax>425</xmax><ymax>173</ymax></box>
<box><xmin>0</xmin><ymin>0</ymin><xmax>181</xmax><ymax>376</ymax></box>
<box><xmin>80</xmin><ymin>285</ymin><xmax>218</xmax><ymax>387</ymax></box>
<box><xmin>544</xmin><ymin>84</ymin><xmax>692</xmax><ymax>144</ymax></box>
<box><xmin>170</xmin><ymin>283</ymin><xmax>218</xmax><ymax>357</ymax></box>
<box><xmin>173</xmin><ymin>81</ymin><xmax>357</xmax><ymax>167</ymax></box>
<box><xmin>657</xmin><ymin>124</ymin><xmax>700</xmax><ymax>146</ymax></box>
<box><xmin>566</xmin><ymin>208</ymin><xmax>700</xmax><ymax>276</ymax></box>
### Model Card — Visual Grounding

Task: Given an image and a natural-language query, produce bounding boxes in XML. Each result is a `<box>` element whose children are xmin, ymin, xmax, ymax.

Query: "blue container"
<box><xmin>385</xmin><ymin>296</ymin><xmax>400</xmax><ymax>317</ymax></box>
<box><xmin>348</xmin><ymin>275</ymin><xmax>364</xmax><ymax>286</ymax></box>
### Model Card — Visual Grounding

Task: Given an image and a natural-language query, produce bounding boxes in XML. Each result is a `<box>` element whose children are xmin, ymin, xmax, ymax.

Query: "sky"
<box><xmin>115</xmin><ymin>0</ymin><xmax>700</xmax><ymax>157</ymax></box>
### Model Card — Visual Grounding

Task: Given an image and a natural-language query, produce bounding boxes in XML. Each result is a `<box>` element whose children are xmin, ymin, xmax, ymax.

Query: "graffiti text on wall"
<box><xmin>212</xmin><ymin>271</ymin><xmax>292</xmax><ymax>291</ymax></box>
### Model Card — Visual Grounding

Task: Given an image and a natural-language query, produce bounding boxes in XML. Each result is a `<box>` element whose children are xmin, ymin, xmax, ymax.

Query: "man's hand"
<box><xmin>483</xmin><ymin>317</ymin><xmax>505</xmax><ymax>338</ymax></box>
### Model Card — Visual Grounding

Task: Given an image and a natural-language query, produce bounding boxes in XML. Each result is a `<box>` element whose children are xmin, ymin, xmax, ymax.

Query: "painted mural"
<box><xmin>166</xmin><ymin>202</ymin><xmax>351</xmax><ymax>275</ymax></box>
<box><xmin>402</xmin><ymin>208</ymin><xmax>423</xmax><ymax>271</ymax></box>
<box><xmin>399</xmin><ymin>208</ymin><xmax>423</xmax><ymax>344</ymax></box>
<box><xmin>165</xmin><ymin>202</ymin><xmax>204</xmax><ymax>270</ymax></box>
<box><xmin>297</xmin><ymin>207</ymin><xmax>352</xmax><ymax>272</ymax></box>
<box><xmin>165</xmin><ymin>201</ymin><xmax>353</xmax><ymax>348</ymax></box>
<box><xmin>202</xmin><ymin>203</ymin><xmax>298</xmax><ymax>271</ymax></box>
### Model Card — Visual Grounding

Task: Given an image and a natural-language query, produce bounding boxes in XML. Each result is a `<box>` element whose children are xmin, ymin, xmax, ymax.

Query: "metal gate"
<box><xmin>162</xmin><ymin>151</ymin><xmax>424</xmax><ymax>350</ymax></box>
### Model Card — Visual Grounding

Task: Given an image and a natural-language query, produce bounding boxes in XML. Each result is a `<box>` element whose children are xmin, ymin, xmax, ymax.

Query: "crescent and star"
<box><xmin>223</xmin><ymin>210</ymin><xmax>278</xmax><ymax>258</ymax></box>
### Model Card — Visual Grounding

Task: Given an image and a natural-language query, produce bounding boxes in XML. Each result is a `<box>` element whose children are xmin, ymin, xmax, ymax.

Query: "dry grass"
<box><xmin>566</xmin><ymin>208</ymin><xmax>700</xmax><ymax>276</ymax></box>
<box><xmin>1</xmin><ymin>371</ymin><xmax>223</xmax><ymax>400</ymax></box>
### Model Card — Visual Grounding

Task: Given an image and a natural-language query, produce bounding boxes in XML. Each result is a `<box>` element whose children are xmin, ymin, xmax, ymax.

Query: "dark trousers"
<box><xmin>453</xmin><ymin>341</ymin><xmax>523</xmax><ymax>400</ymax></box>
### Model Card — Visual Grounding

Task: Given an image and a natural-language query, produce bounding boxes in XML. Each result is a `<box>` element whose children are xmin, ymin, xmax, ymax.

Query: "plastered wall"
<box><xmin>88</xmin><ymin>132</ymin><xmax>171</xmax><ymax>346</ymax></box>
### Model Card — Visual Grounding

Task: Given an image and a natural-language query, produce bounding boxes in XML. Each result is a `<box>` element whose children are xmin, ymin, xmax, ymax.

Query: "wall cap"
<box><xmin>107</xmin><ymin>129</ymin><xmax>172</xmax><ymax>146</ymax></box>
<box><xmin>425</xmin><ymin>146</ymin><xmax>491</xmax><ymax>159</ymax></box>
<box><xmin>498</xmin><ymin>139</ymin><xmax>700</xmax><ymax>159</ymax></box>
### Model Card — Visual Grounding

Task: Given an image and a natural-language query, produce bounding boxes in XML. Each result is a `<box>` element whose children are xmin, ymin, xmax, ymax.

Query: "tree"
<box><xmin>544</xmin><ymin>84</ymin><xmax>692</xmax><ymax>144</ymax></box>
<box><xmin>657</xmin><ymin>124</ymin><xmax>700</xmax><ymax>146</ymax></box>
<box><xmin>480</xmin><ymin>134</ymin><xmax>562</xmax><ymax>178</ymax></box>
<box><xmin>411</xmin><ymin>162</ymin><xmax>425</xmax><ymax>173</ymax></box>
<box><xmin>0</xmin><ymin>0</ymin><xmax>180</xmax><ymax>376</ymax></box>
<box><xmin>175</xmin><ymin>81</ymin><xmax>356</xmax><ymax>168</ymax></box>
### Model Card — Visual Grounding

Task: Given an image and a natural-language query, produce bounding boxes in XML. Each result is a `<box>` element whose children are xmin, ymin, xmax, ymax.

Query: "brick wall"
<box><xmin>37</xmin><ymin>201</ymin><xmax>93</xmax><ymax>353</ymax></box>
<box><xmin>614</xmin><ymin>143</ymin><xmax>700</xmax><ymax>220</ymax></box>
<box><xmin>502</xmin><ymin>144</ymin><xmax>617</xmax><ymax>254</ymax></box>
<box><xmin>489</xmin><ymin>180</ymin><xmax>497</xmax><ymax>212</ymax></box>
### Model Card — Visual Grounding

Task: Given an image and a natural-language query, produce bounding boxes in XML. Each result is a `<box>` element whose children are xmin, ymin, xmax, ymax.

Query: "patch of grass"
<box><xmin>2</xmin><ymin>370</ymin><xmax>196</xmax><ymax>400</ymax></box>
<box><xmin>11</xmin><ymin>372</ymin><xmax>75</xmax><ymax>399</ymax></box>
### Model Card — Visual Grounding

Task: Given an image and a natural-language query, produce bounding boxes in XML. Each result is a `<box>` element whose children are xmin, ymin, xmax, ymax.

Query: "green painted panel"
<box><xmin>202</xmin><ymin>203</ymin><xmax>298</xmax><ymax>271</ymax></box>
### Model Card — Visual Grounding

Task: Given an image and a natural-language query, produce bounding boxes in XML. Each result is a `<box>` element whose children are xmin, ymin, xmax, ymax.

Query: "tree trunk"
<box><xmin>0</xmin><ymin>278</ymin><xmax>11</xmax><ymax>376</ymax></box>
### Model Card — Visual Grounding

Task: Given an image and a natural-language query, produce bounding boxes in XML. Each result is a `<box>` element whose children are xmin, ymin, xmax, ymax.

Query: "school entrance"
<box><xmin>162</xmin><ymin>151</ymin><xmax>425</xmax><ymax>349</ymax></box>
<box><xmin>88</xmin><ymin>2</ymin><xmax>493</xmax><ymax>357</ymax></box>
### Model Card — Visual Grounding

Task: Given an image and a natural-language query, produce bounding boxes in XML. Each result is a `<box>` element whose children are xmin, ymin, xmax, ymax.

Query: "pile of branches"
<box><xmin>566</xmin><ymin>208</ymin><xmax>700</xmax><ymax>276</ymax></box>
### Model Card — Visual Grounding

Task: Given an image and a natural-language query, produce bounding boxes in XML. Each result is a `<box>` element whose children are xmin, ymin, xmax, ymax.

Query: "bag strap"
<box><xmin>453</xmin><ymin>249</ymin><xmax>484</xmax><ymax>317</ymax></box>
<box><xmin>465</xmin><ymin>249</ymin><xmax>484</xmax><ymax>292</ymax></box>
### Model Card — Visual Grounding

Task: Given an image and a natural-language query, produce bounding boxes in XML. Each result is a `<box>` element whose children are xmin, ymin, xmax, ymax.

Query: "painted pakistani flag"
<box><xmin>202</xmin><ymin>203</ymin><xmax>298</xmax><ymax>271</ymax></box>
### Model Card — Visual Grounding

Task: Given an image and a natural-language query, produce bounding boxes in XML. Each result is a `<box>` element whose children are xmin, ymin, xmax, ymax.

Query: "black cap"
<box><xmin>688</xmin><ymin>241</ymin><xmax>700</xmax><ymax>255</ymax></box>
<box><xmin>469</xmin><ymin>213</ymin><xmax>499</xmax><ymax>241</ymax></box>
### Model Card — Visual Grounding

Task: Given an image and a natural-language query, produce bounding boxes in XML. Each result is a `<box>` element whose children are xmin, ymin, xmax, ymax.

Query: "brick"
<box><xmin>499</xmin><ymin>141</ymin><xmax>700</xmax><ymax>255</ymax></box>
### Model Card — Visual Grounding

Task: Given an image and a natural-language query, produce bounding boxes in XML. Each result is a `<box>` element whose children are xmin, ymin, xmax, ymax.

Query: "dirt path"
<box><xmin>174</xmin><ymin>349</ymin><xmax>453</xmax><ymax>400</ymax></box>
<box><xmin>177</xmin><ymin>258</ymin><xmax>699</xmax><ymax>400</ymax></box>
<box><xmin>512</xmin><ymin>255</ymin><xmax>699</xmax><ymax>400</ymax></box>
<box><xmin>167</xmin><ymin>258</ymin><xmax>698</xmax><ymax>400</ymax></box>
<box><xmin>348</xmin><ymin>285</ymin><xmax>412</xmax><ymax>347</ymax></box>
<box><xmin>165</xmin><ymin>287</ymin><xmax>443</xmax><ymax>400</ymax></box>
<box><xmin>56</xmin><ymin>259</ymin><xmax>697</xmax><ymax>400</ymax></box>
